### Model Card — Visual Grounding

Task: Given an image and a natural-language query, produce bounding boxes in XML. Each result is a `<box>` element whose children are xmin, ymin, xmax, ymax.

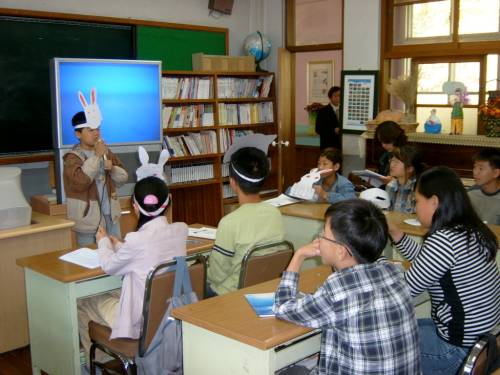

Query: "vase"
<box><xmin>484</xmin><ymin>117</ymin><xmax>500</xmax><ymax>137</ymax></box>
<box><xmin>308</xmin><ymin>111</ymin><xmax>317</xmax><ymax>136</ymax></box>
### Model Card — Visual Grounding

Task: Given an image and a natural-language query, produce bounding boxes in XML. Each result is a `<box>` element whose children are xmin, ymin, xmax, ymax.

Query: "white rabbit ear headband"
<box><xmin>133</xmin><ymin>194</ymin><xmax>170</xmax><ymax>217</ymax></box>
<box><xmin>72</xmin><ymin>111</ymin><xmax>100</xmax><ymax>130</ymax></box>
<box><xmin>223</xmin><ymin>133</ymin><xmax>276</xmax><ymax>183</ymax></box>
<box><xmin>74</xmin><ymin>89</ymin><xmax>102</xmax><ymax>129</ymax></box>
<box><xmin>135</xmin><ymin>147</ymin><xmax>170</xmax><ymax>182</ymax></box>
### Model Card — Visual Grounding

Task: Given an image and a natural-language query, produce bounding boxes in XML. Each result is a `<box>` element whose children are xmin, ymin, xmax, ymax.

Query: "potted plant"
<box><xmin>304</xmin><ymin>102</ymin><xmax>325</xmax><ymax>136</ymax></box>
<box><xmin>479</xmin><ymin>92</ymin><xmax>500</xmax><ymax>137</ymax></box>
<box><xmin>385</xmin><ymin>75</ymin><xmax>417</xmax><ymax>123</ymax></box>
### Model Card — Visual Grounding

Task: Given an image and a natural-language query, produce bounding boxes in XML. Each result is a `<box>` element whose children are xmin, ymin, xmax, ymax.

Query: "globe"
<box><xmin>243</xmin><ymin>31</ymin><xmax>271</xmax><ymax>71</ymax></box>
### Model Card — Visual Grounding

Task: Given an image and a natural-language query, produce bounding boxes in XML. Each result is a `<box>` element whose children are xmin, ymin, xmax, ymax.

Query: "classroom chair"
<box><xmin>459</xmin><ymin>325</ymin><xmax>500</xmax><ymax>375</ymax></box>
<box><xmin>88</xmin><ymin>253</ymin><xmax>207</xmax><ymax>375</ymax></box>
<box><xmin>238</xmin><ymin>240</ymin><xmax>294</xmax><ymax>289</ymax></box>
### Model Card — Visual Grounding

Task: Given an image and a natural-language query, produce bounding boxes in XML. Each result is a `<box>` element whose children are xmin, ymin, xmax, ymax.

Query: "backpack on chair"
<box><xmin>136</xmin><ymin>256</ymin><xmax>198</xmax><ymax>375</ymax></box>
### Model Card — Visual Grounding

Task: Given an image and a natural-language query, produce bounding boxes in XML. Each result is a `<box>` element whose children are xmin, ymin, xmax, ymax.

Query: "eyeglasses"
<box><xmin>316</xmin><ymin>231</ymin><xmax>353</xmax><ymax>257</ymax></box>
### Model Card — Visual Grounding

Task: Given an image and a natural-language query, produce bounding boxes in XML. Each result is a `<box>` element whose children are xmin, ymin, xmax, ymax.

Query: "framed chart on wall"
<box><xmin>307</xmin><ymin>60</ymin><xmax>334</xmax><ymax>104</ymax></box>
<box><xmin>340</xmin><ymin>70</ymin><xmax>378</xmax><ymax>133</ymax></box>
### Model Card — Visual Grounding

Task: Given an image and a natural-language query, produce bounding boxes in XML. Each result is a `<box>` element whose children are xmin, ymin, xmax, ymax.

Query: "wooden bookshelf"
<box><xmin>161</xmin><ymin>70</ymin><xmax>279</xmax><ymax>226</ymax></box>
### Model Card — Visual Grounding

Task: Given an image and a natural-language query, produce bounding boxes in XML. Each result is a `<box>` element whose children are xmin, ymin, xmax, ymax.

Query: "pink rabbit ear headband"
<box><xmin>230</xmin><ymin>162</ymin><xmax>265</xmax><ymax>183</ymax></box>
<box><xmin>133</xmin><ymin>194</ymin><xmax>170</xmax><ymax>217</ymax></box>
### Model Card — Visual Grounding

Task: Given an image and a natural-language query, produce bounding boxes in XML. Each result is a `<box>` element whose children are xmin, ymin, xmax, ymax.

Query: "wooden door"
<box><xmin>277</xmin><ymin>47</ymin><xmax>295</xmax><ymax>190</ymax></box>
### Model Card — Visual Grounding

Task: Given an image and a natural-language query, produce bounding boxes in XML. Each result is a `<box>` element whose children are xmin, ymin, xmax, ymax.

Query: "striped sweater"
<box><xmin>395</xmin><ymin>229</ymin><xmax>500</xmax><ymax>347</ymax></box>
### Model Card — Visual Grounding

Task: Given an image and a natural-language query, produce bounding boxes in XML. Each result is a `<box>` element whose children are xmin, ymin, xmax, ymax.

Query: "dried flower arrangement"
<box><xmin>385</xmin><ymin>75</ymin><xmax>417</xmax><ymax>121</ymax></box>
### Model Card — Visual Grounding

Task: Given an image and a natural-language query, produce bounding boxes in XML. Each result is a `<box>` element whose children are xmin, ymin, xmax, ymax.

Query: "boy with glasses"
<box><xmin>274</xmin><ymin>199</ymin><xmax>421</xmax><ymax>375</ymax></box>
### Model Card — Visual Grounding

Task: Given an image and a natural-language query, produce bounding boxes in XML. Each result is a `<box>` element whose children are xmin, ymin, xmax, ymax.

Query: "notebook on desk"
<box><xmin>245</xmin><ymin>293</ymin><xmax>275</xmax><ymax>317</ymax></box>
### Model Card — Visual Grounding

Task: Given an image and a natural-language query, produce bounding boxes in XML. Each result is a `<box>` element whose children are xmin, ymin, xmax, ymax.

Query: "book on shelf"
<box><xmin>217</xmin><ymin>76</ymin><xmax>274</xmax><ymax>98</ymax></box>
<box><xmin>245</xmin><ymin>293</ymin><xmax>275</xmax><ymax>317</ymax></box>
<box><xmin>163</xmin><ymin>104</ymin><xmax>214</xmax><ymax>129</ymax></box>
<box><xmin>164</xmin><ymin>131</ymin><xmax>217</xmax><ymax>157</ymax></box>
<box><xmin>161</xmin><ymin>76</ymin><xmax>212</xmax><ymax>100</ymax></box>
<box><xmin>218</xmin><ymin>102</ymin><xmax>273</xmax><ymax>125</ymax></box>
<box><xmin>165</xmin><ymin>162</ymin><xmax>214</xmax><ymax>184</ymax></box>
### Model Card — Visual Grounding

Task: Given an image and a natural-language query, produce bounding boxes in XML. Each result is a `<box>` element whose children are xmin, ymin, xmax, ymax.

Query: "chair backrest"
<box><xmin>460</xmin><ymin>325</ymin><xmax>500</xmax><ymax>375</ymax></box>
<box><xmin>138</xmin><ymin>253</ymin><xmax>206</xmax><ymax>355</ymax></box>
<box><xmin>238</xmin><ymin>240</ymin><xmax>294</xmax><ymax>289</ymax></box>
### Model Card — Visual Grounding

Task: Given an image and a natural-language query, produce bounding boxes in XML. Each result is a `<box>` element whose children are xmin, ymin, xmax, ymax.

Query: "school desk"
<box><xmin>172</xmin><ymin>263</ymin><xmax>426</xmax><ymax>375</ymax></box>
<box><xmin>16</xmin><ymin>224</ymin><xmax>214</xmax><ymax>375</ymax></box>
<box><xmin>279</xmin><ymin>202</ymin><xmax>500</xmax><ymax>260</ymax></box>
<box><xmin>0</xmin><ymin>211</ymin><xmax>73</xmax><ymax>353</ymax></box>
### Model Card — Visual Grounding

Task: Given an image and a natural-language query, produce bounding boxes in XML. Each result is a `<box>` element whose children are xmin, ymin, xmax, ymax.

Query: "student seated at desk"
<box><xmin>78</xmin><ymin>176</ymin><xmax>187</xmax><ymax>363</ymax></box>
<box><xmin>385</xmin><ymin>145</ymin><xmax>424</xmax><ymax>213</ymax></box>
<box><xmin>274</xmin><ymin>199</ymin><xmax>421</xmax><ymax>375</ymax></box>
<box><xmin>468</xmin><ymin>148</ymin><xmax>500</xmax><ymax>224</ymax></box>
<box><xmin>389</xmin><ymin>166</ymin><xmax>500</xmax><ymax>375</ymax></box>
<box><xmin>207</xmin><ymin>146</ymin><xmax>285</xmax><ymax>296</ymax></box>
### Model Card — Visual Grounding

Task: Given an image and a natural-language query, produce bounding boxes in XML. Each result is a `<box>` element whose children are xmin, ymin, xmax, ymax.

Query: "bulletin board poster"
<box><xmin>340</xmin><ymin>70</ymin><xmax>378</xmax><ymax>133</ymax></box>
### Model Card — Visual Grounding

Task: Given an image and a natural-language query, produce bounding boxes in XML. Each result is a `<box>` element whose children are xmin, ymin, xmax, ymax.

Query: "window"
<box><xmin>393</xmin><ymin>0</ymin><xmax>500</xmax><ymax>45</ymax></box>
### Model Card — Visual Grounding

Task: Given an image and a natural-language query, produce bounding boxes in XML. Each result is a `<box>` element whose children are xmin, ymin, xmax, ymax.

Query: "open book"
<box><xmin>245</xmin><ymin>293</ymin><xmax>275</xmax><ymax>317</ymax></box>
<box><xmin>188</xmin><ymin>227</ymin><xmax>217</xmax><ymax>240</ymax></box>
<box><xmin>265</xmin><ymin>194</ymin><xmax>301</xmax><ymax>207</ymax></box>
<box><xmin>350</xmin><ymin>169</ymin><xmax>386</xmax><ymax>188</ymax></box>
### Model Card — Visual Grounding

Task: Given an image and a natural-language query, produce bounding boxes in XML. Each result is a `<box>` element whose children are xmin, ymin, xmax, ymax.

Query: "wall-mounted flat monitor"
<box><xmin>51</xmin><ymin>58</ymin><xmax>162</xmax><ymax>149</ymax></box>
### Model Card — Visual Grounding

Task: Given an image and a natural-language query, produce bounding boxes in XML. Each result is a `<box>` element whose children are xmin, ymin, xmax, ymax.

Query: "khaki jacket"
<box><xmin>63</xmin><ymin>145</ymin><xmax>128</xmax><ymax>233</ymax></box>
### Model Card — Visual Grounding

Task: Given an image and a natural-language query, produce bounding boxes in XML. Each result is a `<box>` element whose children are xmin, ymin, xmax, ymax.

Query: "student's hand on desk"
<box><xmin>387</xmin><ymin>219</ymin><xmax>404</xmax><ymax>243</ymax></box>
<box><xmin>95</xmin><ymin>226</ymin><xmax>108</xmax><ymax>243</ymax></box>
<box><xmin>287</xmin><ymin>240</ymin><xmax>321</xmax><ymax>273</ymax></box>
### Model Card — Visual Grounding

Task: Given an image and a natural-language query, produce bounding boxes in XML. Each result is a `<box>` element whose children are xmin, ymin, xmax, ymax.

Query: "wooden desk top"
<box><xmin>16</xmin><ymin>224</ymin><xmax>214</xmax><ymax>283</ymax></box>
<box><xmin>172</xmin><ymin>265</ymin><xmax>332</xmax><ymax>351</ymax></box>
<box><xmin>0</xmin><ymin>211</ymin><xmax>74</xmax><ymax>241</ymax></box>
<box><xmin>280</xmin><ymin>202</ymin><xmax>500</xmax><ymax>242</ymax></box>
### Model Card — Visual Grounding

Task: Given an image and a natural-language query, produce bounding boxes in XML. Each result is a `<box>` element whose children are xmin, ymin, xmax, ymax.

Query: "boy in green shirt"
<box><xmin>207</xmin><ymin>145</ymin><xmax>285</xmax><ymax>296</ymax></box>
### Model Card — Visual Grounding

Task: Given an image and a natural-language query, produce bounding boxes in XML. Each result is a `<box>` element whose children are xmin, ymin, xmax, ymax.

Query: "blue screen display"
<box><xmin>57</xmin><ymin>60</ymin><xmax>161</xmax><ymax>147</ymax></box>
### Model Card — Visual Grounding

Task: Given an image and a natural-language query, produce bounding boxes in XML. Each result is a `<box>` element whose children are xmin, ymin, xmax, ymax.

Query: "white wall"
<box><xmin>342</xmin><ymin>0</ymin><xmax>381</xmax><ymax>156</ymax></box>
<box><xmin>0</xmin><ymin>0</ymin><xmax>283</xmax><ymax>72</ymax></box>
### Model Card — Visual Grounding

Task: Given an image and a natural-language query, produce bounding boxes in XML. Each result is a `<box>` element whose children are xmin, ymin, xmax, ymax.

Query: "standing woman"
<box><xmin>389</xmin><ymin>166</ymin><xmax>499</xmax><ymax>375</ymax></box>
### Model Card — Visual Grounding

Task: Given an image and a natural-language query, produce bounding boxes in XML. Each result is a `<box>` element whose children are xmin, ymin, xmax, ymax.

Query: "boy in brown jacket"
<box><xmin>63</xmin><ymin>110</ymin><xmax>128</xmax><ymax>246</ymax></box>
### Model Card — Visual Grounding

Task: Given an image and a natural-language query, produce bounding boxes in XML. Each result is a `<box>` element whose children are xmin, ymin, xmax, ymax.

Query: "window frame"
<box><xmin>380</xmin><ymin>0</ymin><xmax>499</xmax><ymax>134</ymax></box>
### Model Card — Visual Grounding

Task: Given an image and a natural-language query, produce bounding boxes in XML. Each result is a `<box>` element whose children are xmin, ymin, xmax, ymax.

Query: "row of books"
<box><xmin>162</xmin><ymin>105</ymin><xmax>214</xmax><ymax>128</ymax></box>
<box><xmin>219</xmin><ymin>129</ymin><xmax>254</xmax><ymax>153</ymax></box>
<box><xmin>163</xmin><ymin>131</ymin><xmax>217</xmax><ymax>157</ymax></box>
<box><xmin>165</xmin><ymin>162</ymin><xmax>214</xmax><ymax>184</ymax></box>
<box><xmin>161</xmin><ymin>77</ymin><xmax>212</xmax><ymax>99</ymax></box>
<box><xmin>217</xmin><ymin>76</ymin><xmax>273</xmax><ymax>98</ymax></box>
<box><xmin>222</xmin><ymin>183</ymin><xmax>237</xmax><ymax>198</ymax></box>
<box><xmin>218</xmin><ymin>102</ymin><xmax>274</xmax><ymax>125</ymax></box>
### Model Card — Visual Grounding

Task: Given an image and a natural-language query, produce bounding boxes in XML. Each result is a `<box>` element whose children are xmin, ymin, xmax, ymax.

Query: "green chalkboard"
<box><xmin>0</xmin><ymin>16</ymin><xmax>133</xmax><ymax>154</ymax></box>
<box><xmin>136</xmin><ymin>25</ymin><xmax>226</xmax><ymax>70</ymax></box>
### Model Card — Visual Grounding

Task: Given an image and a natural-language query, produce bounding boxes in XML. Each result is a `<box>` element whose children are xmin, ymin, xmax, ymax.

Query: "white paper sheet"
<box><xmin>188</xmin><ymin>227</ymin><xmax>217</xmax><ymax>240</ymax></box>
<box><xmin>265</xmin><ymin>194</ymin><xmax>301</xmax><ymax>207</ymax></box>
<box><xmin>59</xmin><ymin>248</ymin><xmax>100</xmax><ymax>269</ymax></box>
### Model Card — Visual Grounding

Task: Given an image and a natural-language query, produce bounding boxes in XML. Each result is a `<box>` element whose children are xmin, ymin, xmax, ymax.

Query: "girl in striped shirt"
<box><xmin>389</xmin><ymin>166</ymin><xmax>499</xmax><ymax>375</ymax></box>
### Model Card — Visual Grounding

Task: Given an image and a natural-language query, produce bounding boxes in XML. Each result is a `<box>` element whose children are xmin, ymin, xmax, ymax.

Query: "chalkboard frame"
<box><xmin>0</xmin><ymin>7</ymin><xmax>228</xmax><ymax>164</ymax></box>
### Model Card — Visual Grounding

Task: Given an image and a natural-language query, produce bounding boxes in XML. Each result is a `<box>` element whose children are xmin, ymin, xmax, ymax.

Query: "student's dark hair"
<box><xmin>319</xmin><ymin>147</ymin><xmax>342</xmax><ymax>166</ymax></box>
<box><xmin>472</xmin><ymin>147</ymin><xmax>500</xmax><ymax>170</ymax></box>
<box><xmin>229</xmin><ymin>147</ymin><xmax>269</xmax><ymax>194</ymax></box>
<box><xmin>392</xmin><ymin>145</ymin><xmax>425</xmax><ymax>180</ymax></box>
<box><xmin>71</xmin><ymin>111</ymin><xmax>86</xmax><ymax>133</ymax></box>
<box><xmin>325</xmin><ymin>199</ymin><xmax>388</xmax><ymax>263</ymax></box>
<box><xmin>418</xmin><ymin>166</ymin><xmax>498</xmax><ymax>261</ymax></box>
<box><xmin>133</xmin><ymin>176</ymin><xmax>169</xmax><ymax>230</ymax></box>
<box><xmin>328</xmin><ymin>86</ymin><xmax>341</xmax><ymax>98</ymax></box>
<box><xmin>375</xmin><ymin>121</ymin><xmax>407</xmax><ymax>147</ymax></box>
